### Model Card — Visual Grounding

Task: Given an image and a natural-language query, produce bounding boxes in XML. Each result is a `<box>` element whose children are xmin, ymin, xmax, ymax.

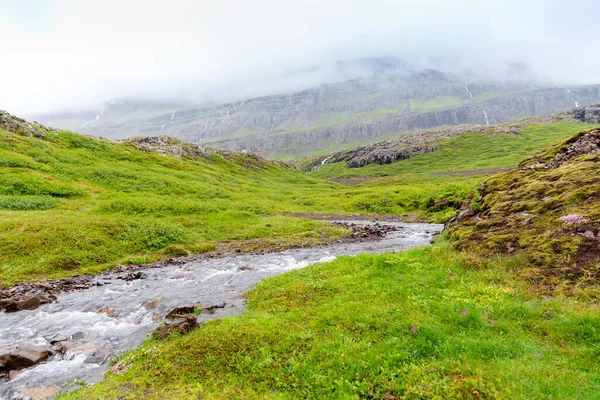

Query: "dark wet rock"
<box><xmin>84</xmin><ymin>355</ymin><xmax>107</xmax><ymax>364</ymax></box>
<box><xmin>334</xmin><ymin>222</ymin><xmax>399</xmax><ymax>239</ymax></box>
<box><xmin>0</xmin><ymin>345</ymin><xmax>49</xmax><ymax>372</ymax></box>
<box><xmin>48</xmin><ymin>334</ymin><xmax>68</xmax><ymax>345</ymax></box>
<box><xmin>165</xmin><ymin>302</ymin><xmax>226</xmax><ymax>319</ymax></box>
<box><xmin>196</xmin><ymin>302</ymin><xmax>227</xmax><ymax>315</ymax></box>
<box><xmin>165</xmin><ymin>305</ymin><xmax>196</xmax><ymax>319</ymax></box>
<box><xmin>14</xmin><ymin>294</ymin><xmax>52</xmax><ymax>312</ymax></box>
<box><xmin>0</xmin><ymin>299</ymin><xmax>17</xmax><ymax>313</ymax></box>
<box><xmin>117</xmin><ymin>271</ymin><xmax>147</xmax><ymax>281</ymax></box>
<box><xmin>152</xmin><ymin>315</ymin><xmax>199</xmax><ymax>339</ymax></box>
<box><xmin>70</xmin><ymin>332</ymin><xmax>85</xmax><ymax>341</ymax></box>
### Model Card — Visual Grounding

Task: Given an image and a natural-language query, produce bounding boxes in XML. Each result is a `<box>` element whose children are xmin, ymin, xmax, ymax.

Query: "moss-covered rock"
<box><xmin>447</xmin><ymin>128</ymin><xmax>600</xmax><ymax>286</ymax></box>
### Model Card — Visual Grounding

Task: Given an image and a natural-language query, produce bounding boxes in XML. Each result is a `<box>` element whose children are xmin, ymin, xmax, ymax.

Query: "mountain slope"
<box><xmin>33</xmin><ymin>58</ymin><xmax>600</xmax><ymax>159</ymax></box>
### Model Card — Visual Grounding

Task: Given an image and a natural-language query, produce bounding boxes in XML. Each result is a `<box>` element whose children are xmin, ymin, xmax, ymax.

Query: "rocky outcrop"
<box><xmin>446</xmin><ymin>128</ymin><xmax>600</xmax><ymax>286</ymax></box>
<box><xmin>0</xmin><ymin>345</ymin><xmax>49</xmax><ymax>374</ymax></box>
<box><xmin>319</xmin><ymin>124</ymin><xmax>522</xmax><ymax>169</ymax></box>
<box><xmin>569</xmin><ymin>104</ymin><xmax>600</xmax><ymax>124</ymax></box>
<box><xmin>118</xmin><ymin>135</ymin><xmax>290</xmax><ymax>168</ymax></box>
<box><xmin>0</xmin><ymin>110</ymin><xmax>56</xmax><ymax>138</ymax></box>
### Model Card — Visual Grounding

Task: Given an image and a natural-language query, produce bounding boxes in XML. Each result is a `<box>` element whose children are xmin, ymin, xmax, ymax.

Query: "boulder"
<box><xmin>165</xmin><ymin>305</ymin><xmax>196</xmax><ymax>319</ymax></box>
<box><xmin>66</xmin><ymin>343</ymin><xmax>97</xmax><ymax>357</ymax></box>
<box><xmin>20</xmin><ymin>387</ymin><xmax>58</xmax><ymax>399</ymax></box>
<box><xmin>0</xmin><ymin>299</ymin><xmax>17</xmax><ymax>313</ymax></box>
<box><xmin>152</xmin><ymin>315</ymin><xmax>199</xmax><ymax>339</ymax></box>
<box><xmin>0</xmin><ymin>345</ymin><xmax>49</xmax><ymax>371</ymax></box>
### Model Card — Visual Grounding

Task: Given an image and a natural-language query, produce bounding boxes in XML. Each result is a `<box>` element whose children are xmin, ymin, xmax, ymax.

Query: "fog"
<box><xmin>1</xmin><ymin>0</ymin><xmax>599</xmax><ymax>115</ymax></box>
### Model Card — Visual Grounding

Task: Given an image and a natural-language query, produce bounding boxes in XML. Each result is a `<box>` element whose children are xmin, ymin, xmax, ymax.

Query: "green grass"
<box><xmin>64</xmin><ymin>241</ymin><xmax>600</xmax><ymax>399</ymax></box>
<box><xmin>310</xmin><ymin>122</ymin><xmax>595</xmax><ymax>179</ymax></box>
<box><xmin>1</xmin><ymin>120</ymin><xmax>594</xmax><ymax>286</ymax></box>
<box><xmin>0</xmin><ymin>127</ymin><xmax>478</xmax><ymax>285</ymax></box>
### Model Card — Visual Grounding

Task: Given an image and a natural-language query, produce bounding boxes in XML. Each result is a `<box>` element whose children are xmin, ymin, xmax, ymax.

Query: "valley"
<box><xmin>1</xmin><ymin>104</ymin><xmax>599</xmax><ymax>398</ymax></box>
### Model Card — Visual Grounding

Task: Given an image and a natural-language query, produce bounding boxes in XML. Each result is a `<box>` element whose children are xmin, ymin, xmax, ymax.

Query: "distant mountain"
<box><xmin>32</xmin><ymin>57</ymin><xmax>600</xmax><ymax>159</ymax></box>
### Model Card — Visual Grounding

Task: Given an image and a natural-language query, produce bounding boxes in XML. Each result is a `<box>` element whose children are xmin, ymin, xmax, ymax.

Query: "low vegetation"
<box><xmin>64</xmin><ymin>242</ymin><xmax>600</xmax><ymax>399</ymax></box>
<box><xmin>0</xmin><ymin>119</ymin><xmax>473</xmax><ymax>285</ymax></box>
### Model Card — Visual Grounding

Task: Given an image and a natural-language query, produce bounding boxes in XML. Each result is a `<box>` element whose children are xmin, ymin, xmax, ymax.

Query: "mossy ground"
<box><xmin>62</xmin><ymin>242</ymin><xmax>600</xmax><ymax>399</ymax></box>
<box><xmin>448</xmin><ymin>128</ymin><xmax>600</xmax><ymax>289</ymax></box>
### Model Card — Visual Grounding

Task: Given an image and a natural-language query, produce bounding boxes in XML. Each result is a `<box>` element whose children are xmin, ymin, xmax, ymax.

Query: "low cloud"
<box><xmin>1</xmin><ymin>0</ymin><xmax>599</xmax><ymax>115</ymax></box>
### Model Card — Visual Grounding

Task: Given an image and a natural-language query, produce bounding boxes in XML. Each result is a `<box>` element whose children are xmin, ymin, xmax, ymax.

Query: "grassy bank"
<box><xmin>64</xmin><ymin>241</ymin><xmax>600</xmax><ymax>399</ymax></box>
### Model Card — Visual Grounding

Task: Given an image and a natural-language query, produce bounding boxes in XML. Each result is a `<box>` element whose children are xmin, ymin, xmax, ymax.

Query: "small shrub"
<box><xmin>187</xmin><ymin>243</ymin><xmax>217</xmax><ymax>254</ymax></box>
<box><xmin>117</xmin><ymin>221</ymin><xmax>187</xmax><ymax>250</ymax></box>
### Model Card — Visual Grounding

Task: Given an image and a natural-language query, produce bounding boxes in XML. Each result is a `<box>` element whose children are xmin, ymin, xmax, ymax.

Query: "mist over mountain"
<box><xmin>32</xmin><ymin>57</ymin><xmax>600</xmax><ymax>158</ymax></box>
<box><xmin>2</xmin><ymin>0</ymin><xmax>600</xmax><ymax>115</ymax></box>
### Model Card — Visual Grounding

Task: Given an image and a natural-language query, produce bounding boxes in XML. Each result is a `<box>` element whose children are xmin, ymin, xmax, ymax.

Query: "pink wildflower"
<box><xmin>558</xmin><ymin>214</ymin><xmax>590</xmax><ymax>226</ymax></box>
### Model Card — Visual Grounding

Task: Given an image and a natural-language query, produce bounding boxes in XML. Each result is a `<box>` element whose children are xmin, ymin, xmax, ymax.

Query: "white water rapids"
<box><xmin>0</xmin><ymin>221</ymin><xmax>442</xmax><ymax>398</ymax></box>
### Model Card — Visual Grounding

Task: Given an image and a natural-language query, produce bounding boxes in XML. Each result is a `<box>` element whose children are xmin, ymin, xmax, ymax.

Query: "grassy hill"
<box><xmin>0</xmin><ymin>112</ymin><xmax>476</xmax><ymax>286</ymax></box>
<box><xmin>448</xmin><ymin>128</ymin><xmax>600</xmax><ymax>290</ymax></box>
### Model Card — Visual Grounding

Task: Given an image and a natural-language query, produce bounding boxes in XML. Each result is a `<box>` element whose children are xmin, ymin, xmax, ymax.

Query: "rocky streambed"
<box><xmin>0</xmin><ymin>221</ymin><xmax>442</xmax><ymax>399</ymax></box>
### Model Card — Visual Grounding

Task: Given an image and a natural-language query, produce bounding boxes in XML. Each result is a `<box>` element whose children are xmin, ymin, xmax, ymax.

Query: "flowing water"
<box><xmin>0</xmin><ymin>221</ymin><xmax>442</xmax><ymax>398</ymax></box>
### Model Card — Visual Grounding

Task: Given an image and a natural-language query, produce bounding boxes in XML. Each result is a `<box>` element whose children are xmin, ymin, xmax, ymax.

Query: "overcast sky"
<box><xmin>1</xmin><ymin>0</ymin><xmax>599</xmax><ymax>115</ymax></box>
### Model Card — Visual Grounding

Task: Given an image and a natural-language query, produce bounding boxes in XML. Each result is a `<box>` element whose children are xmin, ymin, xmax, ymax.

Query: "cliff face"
<box><xmin>213</xmin><ymin>87</ymin><xmax>600</xmax><ymax>157</ymax></box>
<box><xmin>33</xmin><ymin>60</ymin><xmax>600</xmax><ymax>158</ymax></box>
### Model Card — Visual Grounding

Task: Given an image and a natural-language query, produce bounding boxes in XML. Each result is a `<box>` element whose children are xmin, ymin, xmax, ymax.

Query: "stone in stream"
<box><xmin>1</xmin><ymin>294</ymin><xmax>53</xmax><ymax>313</ymax></box>
<box><xmin>165</xmin><ymin>302</ymin><xmax>226</xmax><ymax>319</ymax></box>
<box><xmin>0</xmin><ymin>345</ymin><xmax>49</xmax><ymax>372</ymax></box>
<box><xmin>19</xmin><ymin>387</ymin><xmax>58</xmax><ymax>399</ymax></box>
<box><xmin>152</xmin><ymin>315</ymin><xmax>199</xmax><ymax>339</ymax></box>
<box><xmin>143</xmin><ymin>296</ymin><xmax>164</xmax><ymax>309</ymax></box>
<box><xmin>0</xmin><ymin>299</ymin><xmax>17</xmax><ymax>313</ymax></box>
